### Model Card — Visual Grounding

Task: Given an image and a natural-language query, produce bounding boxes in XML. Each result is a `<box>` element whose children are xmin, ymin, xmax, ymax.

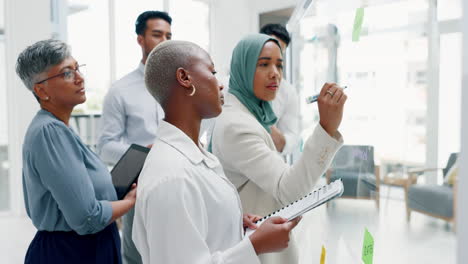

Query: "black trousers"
<box><xmin>25</xmin><ymin>223</ymin><xmax>121</xmax><ymax>264</ymax></box>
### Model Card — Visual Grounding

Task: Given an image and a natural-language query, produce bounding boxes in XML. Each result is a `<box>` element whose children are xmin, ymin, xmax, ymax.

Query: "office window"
<box><xmin>168</xmin><ymin>0</ymin><xmax>210</xmax><ymax>51</ymax></box>
<box><xmin>293</xmin><ymin>0</ymin><xmax>458</xmax><ymax>263</ymax></box>
<box><xmin>298</xmin><ymin>0</ymin><xmax>429</xmax><ymax>163</ymax></box>
<box><xmin>67</xmin><ymin>0</ymin><xmax>111</xmax><ymax>112</ymax></box>
<box><xmin>299</xmin><ymin>4</ymin><xmax>431</xmax><ymax>160</ymax></box>
<box><xmin>114</xmin><ymin>0</ymin><xmax>164</xmax><ymax>80</ymax></box>
<box><xmin>439</xmin><ymin>32</ymin><xmax>461</xmax><ymax>177</ymax></box>
<box><xmin>0</xmin><ymin>0</ymin><xmax>10</xmax><ymax>211</ymax></box>
<box><xmin>438</xmin><ymin>0</ymin><xmax>461</xmax><ymax>21</ymax></box>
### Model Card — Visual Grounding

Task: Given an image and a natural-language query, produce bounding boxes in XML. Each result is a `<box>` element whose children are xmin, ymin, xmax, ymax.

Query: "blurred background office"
<box><xmin>1</xmin><ymin>0</ymin><xmax>468</xmax><ymax>263</ymax></box>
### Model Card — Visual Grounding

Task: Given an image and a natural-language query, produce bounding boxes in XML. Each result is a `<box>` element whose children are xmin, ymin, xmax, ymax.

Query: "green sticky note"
<box><xmin>362</xmin><ymin>228</ymin><xmax>374</xmax><ymax>264</ymax></box>
<box><xmin>352</xmin><ymin>7</ymin><xmax>365</xmax><ymax>42</ymax></box>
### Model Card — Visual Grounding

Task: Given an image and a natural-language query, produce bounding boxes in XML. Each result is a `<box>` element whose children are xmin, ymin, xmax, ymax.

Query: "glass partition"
<box><xmin>291</xmin><ymin>0</ymin><xmax>459</xmax><ymax>263</ymax></box>
<box><xmin>0</xmin><ymin>0</ymin><xmax>10</xmax><ymax>212</ymax></box>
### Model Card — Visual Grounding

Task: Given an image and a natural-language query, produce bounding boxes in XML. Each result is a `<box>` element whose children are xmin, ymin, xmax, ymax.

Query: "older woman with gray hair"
<box><xmin>17</xmin><ymin>39</ymin><xmax>136</xmax><ymax>264</ymax></box>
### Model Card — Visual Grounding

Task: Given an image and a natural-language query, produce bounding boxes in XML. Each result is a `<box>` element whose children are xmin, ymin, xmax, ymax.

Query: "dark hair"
<box><xmin>135</xmin><ymin>11</ymin><xmax>172</xmax><ymax>35</ymax></box>
<box><xmin>260</xmin><ymin>23</ymin><xmax>291</xmax><ymax>46</ymax></box>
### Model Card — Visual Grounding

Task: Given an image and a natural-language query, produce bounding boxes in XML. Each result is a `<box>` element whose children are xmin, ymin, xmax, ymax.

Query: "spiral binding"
<box><xmin>254</xmin><ymin>185</ymin><xmax>325</xmax><ymax>224</ymax></box>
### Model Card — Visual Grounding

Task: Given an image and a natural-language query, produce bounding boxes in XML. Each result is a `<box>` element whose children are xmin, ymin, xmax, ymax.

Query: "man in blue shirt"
<box><xmin>97</xmin><ymin>11</ymin><xmax>172</xmax><ymax>264</ymax></box>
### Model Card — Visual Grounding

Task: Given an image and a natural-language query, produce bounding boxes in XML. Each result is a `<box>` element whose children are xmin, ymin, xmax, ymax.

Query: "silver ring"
<box><xmin>326</xmin><ymin>90</ymin><xmax>334</xmax><ymax>96</ymax></box>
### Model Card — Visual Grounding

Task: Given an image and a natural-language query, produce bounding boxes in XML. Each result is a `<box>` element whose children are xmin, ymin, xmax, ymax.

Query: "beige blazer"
<box><xmin>212</xmin><ymin>93</ymin><xmax>343</xmax><ymax>264</ymax></box>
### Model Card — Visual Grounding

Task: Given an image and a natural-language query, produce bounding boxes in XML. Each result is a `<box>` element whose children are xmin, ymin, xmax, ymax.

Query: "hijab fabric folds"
<box><xmin>228</xmin><ymin>34</ymin><xmax>280</xmax><ymax>133</ymax></box>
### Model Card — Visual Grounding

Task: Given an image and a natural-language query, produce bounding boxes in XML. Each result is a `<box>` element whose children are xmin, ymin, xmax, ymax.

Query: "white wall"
<box><xmin>252</xmin><ymin>0</ymin><xmax>296</xmax><ymax>15</ymax></box>
<box><xmin>5</xmin><ymin>0</ymin><xmax>52</xmax><ymax>215</ymax></box>
<box><xmin>0</xmin><ymin>0</ymin><xmax>4</xmax><ymax>31</ymax></box>
<box><xmin>210</xmin><ymin>0</ymin><xmax>251</xmax><ymax>77</ymax></box>
<box><xmin>209</xmin><ymin>0</ymin><xmax>296</xmax><ymax>80</ymax></box>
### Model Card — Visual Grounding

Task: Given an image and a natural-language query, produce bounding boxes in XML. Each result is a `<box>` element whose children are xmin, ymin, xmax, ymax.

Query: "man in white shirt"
<box><xmin>97</xmin><ymin>10</ymin><xmax>172</xmax><ymax>264</ymax></box>
<box><xmin>260</xmin><ymin>24</ymin><xmax>301</xmax><ymax>155</ymax></box>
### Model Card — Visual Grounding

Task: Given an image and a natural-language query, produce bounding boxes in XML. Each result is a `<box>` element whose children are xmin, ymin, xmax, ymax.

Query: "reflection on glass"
<box><xmin>0</xmin><ymin>0</ymin><xmax>9</xmax><ymax>211</ymax></box>
<box><xmin>292</xmin><ymin>0</ymin><xmax>458</xmax><ymax>263</ymax></box>
<box><xmin>299</xmin><ymin>0</ymin><xmax>429</xmax><ymax>164</ymax></box>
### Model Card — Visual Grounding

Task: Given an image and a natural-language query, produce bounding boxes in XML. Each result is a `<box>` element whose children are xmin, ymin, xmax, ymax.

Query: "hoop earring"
<box><xmin>189</xmin><ymin>84</ymin><xmax>196</xmax><ymax>96</ymax></box>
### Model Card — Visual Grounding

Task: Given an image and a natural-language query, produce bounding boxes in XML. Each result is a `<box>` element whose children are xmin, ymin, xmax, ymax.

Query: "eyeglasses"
<box><xmin>36</xmin><ymin>64</ymin><xmax>86</xmax><ymax>84</ymax></box>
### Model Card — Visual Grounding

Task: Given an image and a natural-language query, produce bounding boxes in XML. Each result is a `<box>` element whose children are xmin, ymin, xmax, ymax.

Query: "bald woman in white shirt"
<box><xmin>132</xmin><ymin>40</ymin><xmax>301</xmax><ymax>264</ymax></box>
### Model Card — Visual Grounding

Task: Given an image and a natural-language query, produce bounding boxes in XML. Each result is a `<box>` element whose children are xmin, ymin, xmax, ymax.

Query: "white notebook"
<box><xmin>245</xmin><ymin>179</ymin><xmax>344</xmax><ymax>236</ymax></box>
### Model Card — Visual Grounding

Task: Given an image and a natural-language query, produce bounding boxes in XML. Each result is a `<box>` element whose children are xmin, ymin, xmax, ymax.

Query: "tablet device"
<box><xmin>111</xmin><ymin>144</ymin><xmax>150</xmax><ymax>200</ymax></box>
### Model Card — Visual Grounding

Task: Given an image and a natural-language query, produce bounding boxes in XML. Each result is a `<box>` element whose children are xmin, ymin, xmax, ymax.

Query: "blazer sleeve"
<box><xmin>215</xmin><ymin>118</ymin><xmax>343</xmax><ymax>206</ymax></box>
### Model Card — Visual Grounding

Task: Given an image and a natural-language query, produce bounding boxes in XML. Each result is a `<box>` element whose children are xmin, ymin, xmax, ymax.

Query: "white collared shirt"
<box><xmin>271</xmin><ymin>80</ymin><xmax>301</xmax><ymax>155</ymax></box>
<box><xmin>132</xmin><ymin>121</ymin><xmax>260</xmax><ymax>264</ymax></box>
<box><xmin>97</xmin><ymin>63</ymin><xmax>165</xmax><ymax>164</ymax></box>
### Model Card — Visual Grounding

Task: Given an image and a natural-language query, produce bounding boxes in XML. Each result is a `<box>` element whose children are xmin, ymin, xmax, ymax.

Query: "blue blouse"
<box><xmin>22</xmin><ymin>109</ymin><xmax>117</xmax><ymax>235</ymax></box>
